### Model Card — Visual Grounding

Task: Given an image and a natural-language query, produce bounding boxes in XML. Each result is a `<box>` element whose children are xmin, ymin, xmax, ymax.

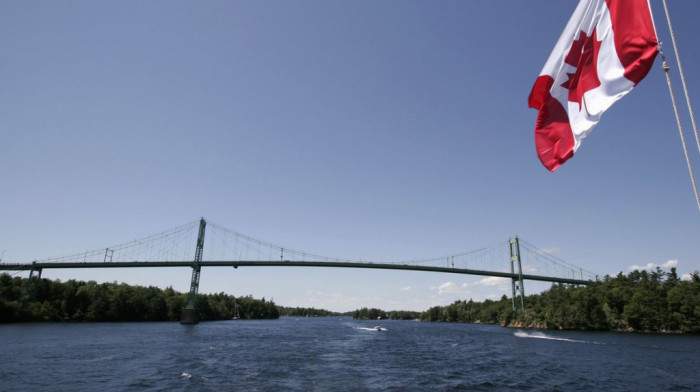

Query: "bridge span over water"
<box><xmin>0</xmin><ymin>218</ymin><xmax>596</xmax><ymax>324</ymax></box>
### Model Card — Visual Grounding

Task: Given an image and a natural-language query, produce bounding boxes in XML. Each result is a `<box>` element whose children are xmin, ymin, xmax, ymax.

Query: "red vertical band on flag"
<box><xmin>606</xmin><ymin>0</ymin><xmax>658</xmax><ymax>84</ymax></box>
<box><xmin>529</xmin><ymin>76</ymin><xmax>575</xmax><ymax>171</ymax></box>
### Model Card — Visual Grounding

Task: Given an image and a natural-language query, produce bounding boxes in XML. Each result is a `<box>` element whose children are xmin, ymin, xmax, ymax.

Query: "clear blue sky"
<box><xmin>2</xmin><ymin>0</ymin><xmax>699</xmax><ymax>312</ymax></box>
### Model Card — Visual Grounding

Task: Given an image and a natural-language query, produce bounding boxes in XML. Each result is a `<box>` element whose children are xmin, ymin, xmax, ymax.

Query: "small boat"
<box><xmin>373</xmin><ymin>326</ymin><xmax>383</xmax><ymax>331</ymax></box>
<box><xmin>232</xmin><ymin>300</ymin><xmax>240</xmax><ymax>320</ymax></box>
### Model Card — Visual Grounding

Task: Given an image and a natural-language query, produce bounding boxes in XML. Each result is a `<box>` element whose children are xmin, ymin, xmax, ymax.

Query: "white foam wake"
<box><xmin>513</xmin><ymin>330</ymin><xmax>591</xmax><ymax>343</ymax></box>
<box><xmin>356</xmin><ymin>327</ymin><xmax>387</xmax><ymax>332</ymax></box>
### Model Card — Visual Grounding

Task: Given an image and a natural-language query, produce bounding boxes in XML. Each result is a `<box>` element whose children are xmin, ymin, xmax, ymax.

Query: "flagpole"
<box><xmin>657</xmin><ymin>0</ymin><xmax>700</xmax><ymax>217</ymax></box>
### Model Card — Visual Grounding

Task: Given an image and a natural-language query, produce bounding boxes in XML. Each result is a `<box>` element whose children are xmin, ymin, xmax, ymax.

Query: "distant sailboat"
<box><xmin>232</xmin><ymin>300</ymin><xmax>240</xmax><ymax>320</ymax></box>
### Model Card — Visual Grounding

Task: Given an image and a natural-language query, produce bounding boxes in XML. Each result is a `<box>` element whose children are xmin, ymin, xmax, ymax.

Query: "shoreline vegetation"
<box><xmin>0</xmin><ymin>274</ymin><xmax>279</xmax><ymax>322</ymax></box>
<box><xmin>1</xmin><ymin>268</ymin><xmax>698</xmax><ymax>333</ymax></box>
<box><xmin>420</xmin><ymin>268</ymin><xmax>699</xmax><ymax>333</ymax></box>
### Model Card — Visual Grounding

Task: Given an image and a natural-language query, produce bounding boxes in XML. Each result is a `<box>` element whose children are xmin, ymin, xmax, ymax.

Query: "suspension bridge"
<box><xmin>0</xmin><ymin>218</ymin><xmax>597</xmax><ymax>324</ymax></box>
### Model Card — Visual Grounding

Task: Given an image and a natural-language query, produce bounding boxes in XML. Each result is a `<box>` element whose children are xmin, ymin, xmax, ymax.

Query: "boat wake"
<box><xmin>513</xmin><ymin>330</ymin><xmax>600</xmax><ymax>344</ymax></box>
<box><xmin>356</xmin><ymin>326</ymin><xmax>387</xmax><ymax>332</ymax></box>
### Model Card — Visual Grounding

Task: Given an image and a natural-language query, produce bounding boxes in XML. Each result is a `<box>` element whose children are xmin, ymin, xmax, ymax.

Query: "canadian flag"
<box><xmin>528</xmin><ymin>0</ymin><xmax>658</xmax><ymax>171</ymax></box>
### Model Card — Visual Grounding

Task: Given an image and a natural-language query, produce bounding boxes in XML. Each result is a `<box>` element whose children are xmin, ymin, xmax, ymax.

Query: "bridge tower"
<box><xmin>24</xmin><ymin>265</ymin><xmax>42</xmax><ymax>301</ymax></box>
<box><xmin>509</xmin><ymin>237</ymin><xmax>525</xmax><ymax>311</ymax></box>
<box><xmin>180</xmin><ymin>218</ymin><xmax>206</xmax><ymax>325</ymax></box>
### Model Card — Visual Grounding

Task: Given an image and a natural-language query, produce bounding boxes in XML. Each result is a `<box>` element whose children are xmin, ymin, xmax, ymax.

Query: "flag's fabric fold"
<box><xmin>528</xmin><ymin>0</ymin><xmax>658</xmax><ymax>171</ymax></box>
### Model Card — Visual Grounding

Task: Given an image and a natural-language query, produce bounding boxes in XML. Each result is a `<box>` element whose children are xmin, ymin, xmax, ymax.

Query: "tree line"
<box><xmin>3</xmin><ymin>268</ymin><xmax>698</xmax><ymax>332</ymax></box>
<box><xmin>278</xmin><ymin>306</ymin><xmax>341</xmax><ymax>317</ymax></box>
<box><xmin>0</xmin><ymin>274</ymin><xmax>278</xmax><ymax>322</ymax></box>
<box><xmin>352</xmin><ymin>307</ymin><xmax>421</xmax><ymax>320</ymax></box>
<box><xmin>421</xmin><ymin>268</ymin><xmax>700</xmax><ymax>333</ymax></box>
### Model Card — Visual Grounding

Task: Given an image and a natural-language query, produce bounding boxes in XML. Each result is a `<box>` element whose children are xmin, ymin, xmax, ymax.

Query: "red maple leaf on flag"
<box><xmin>561</xmin><ymin>28</ymin><xmax>602</xmax><ymax>111</ymax></box>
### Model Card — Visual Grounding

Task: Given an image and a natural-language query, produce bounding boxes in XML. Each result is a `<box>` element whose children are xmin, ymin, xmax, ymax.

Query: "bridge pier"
<box><xmin>180</xmin><ymin>308</ymin><xmax>199</xmax><ymax>324</ymax></box>
<box><xmin>180</xmin><ymin>218</ymin><xmax>206</xmax><ymax>325</ymax></box>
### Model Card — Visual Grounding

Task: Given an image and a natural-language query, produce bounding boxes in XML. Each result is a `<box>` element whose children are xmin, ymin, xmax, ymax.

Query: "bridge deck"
<box><xmin>0</xmin><ymin>260</ymin><xmax>592</xmax><ymax>285</ymax></box>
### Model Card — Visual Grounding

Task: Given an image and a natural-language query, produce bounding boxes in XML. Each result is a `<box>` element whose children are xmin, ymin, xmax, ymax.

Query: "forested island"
<box><xmin>277</xmin><ymin>306</ymin><xmax>342</xmax><ymax>317</ymax></box>
<box><xmin>1</xmin><ymin>268</ymin><xmax>698</xmax><ymax>332</ymax></box>
<box><xmin>0</xmin><ymin>273</ymin><xmax>278</xmax><ymax>322</ymax></box>
<box><xmin>352</xmin><ymin>307</ymin><xmax>421</xmax><ymax>320</ymax></box>
<box><xmin>422</xmin><ymin>268</ymin><xmax>699</xmax><ymax>333</ymax></box>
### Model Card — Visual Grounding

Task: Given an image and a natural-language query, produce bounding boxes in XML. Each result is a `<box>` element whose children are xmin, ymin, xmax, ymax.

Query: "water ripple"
<box><xmin>0</xmin><ymin>319</ymin><xmax>698</xmax><ymax>391</ymax></box>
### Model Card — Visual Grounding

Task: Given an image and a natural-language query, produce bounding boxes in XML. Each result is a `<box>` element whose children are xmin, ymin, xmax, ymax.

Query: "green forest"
<box><xmin>0</xmin><ymin>274</ymin><xmax>278</xmax><ymax>322</ymax></box>
<box><xmin>278</xmin><ymin>306</ymin><xmax>341</xmax><ymax>317</ymax></box>
<box><xmin>352</xmin><ymin>307</ymin><xmax>421</xmax><ymax>320</ymax></box>
<box><xmin>1</xmin><ymin>268</ymin><xmax>698</xmax><ymax>332</ymax></box>
<box><xmin>422</xmin><ymin>268</ymin><xmax>700</xmax><ymax>333</ymax></box>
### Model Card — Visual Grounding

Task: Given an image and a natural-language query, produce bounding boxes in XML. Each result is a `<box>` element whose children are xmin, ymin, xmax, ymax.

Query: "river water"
<box><xmin>1</xmin><ymin>317</ymin><xmax>698</xmax><ymax>391</ymax></box>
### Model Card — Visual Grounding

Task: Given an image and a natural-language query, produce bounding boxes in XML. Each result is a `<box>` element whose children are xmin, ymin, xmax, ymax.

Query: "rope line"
<box><xmin>660</xmin><ymin>53</ymin><xmax>700</xmax><ymax>217</ymax></box>
<box><xmin>661</xmin><ymin>0</ymin><xmax>700</xmax><ymax>158</ymax></box>
<box><xmin>660</xmin><ymin>0</ymin><xmax>700</xmax><ymax>218</ymax></box>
